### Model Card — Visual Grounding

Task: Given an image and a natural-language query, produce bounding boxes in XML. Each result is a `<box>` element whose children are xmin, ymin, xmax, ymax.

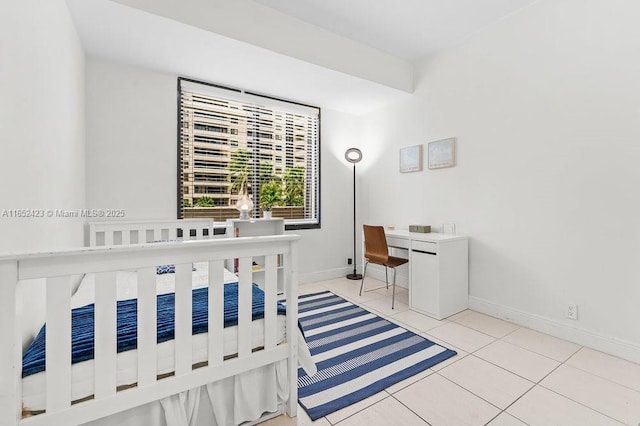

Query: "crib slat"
<box><xmin>104</xmin><ymin>231</ymin><xmax>114</xmax><ymax>246</ymax></box>
<box><xmin>89</xmin><ymin>224</ymin><xmax>97</xmax><ymax>247</ymax></box>
<box><xmin>174</xmin><ymin>263</ymin><xmax>192</xmax><ymax>376</ymax></box>
<box><xmin>208</xmin><ymin>260</ymin><xmax>224</xmax><ymax>366</ymax></box>
<box><xmin>264</xmin><ymin>255</ymin><xmax>278</xmax><ymax>350</ymax></box>
<box><xmin>46</xmin><ymin>276</ymin><xmax>73</xmax><ymax>413</ymax></box>
<box><xmin>0</xmin><ymin>261</ymin><xmax>19</xmax><ymax>424</ymax></box>
<box><xmin>238</xmin><ymin>257</ymin><xmax>252</xmax><ymax>358</ymax></box>
<box><xmin>95</xmin><ymin>272</ymin><xmax>117</xmax><ymax>399</ymax></box>
<box><xmin>285</xmin><ymin>240</ymin><xmax>299</xmax><ymax>417</ymax></box>
<box><xmin>137</xmin><ymin>267</ymin><xmax>157</xmax><ymax>386</ymax></box>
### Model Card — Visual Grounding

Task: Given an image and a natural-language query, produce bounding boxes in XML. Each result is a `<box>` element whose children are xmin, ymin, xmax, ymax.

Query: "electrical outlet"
<box><xmin>347</xmin><ymin>258</ymin><xmax>352</xmax><ymax>265</ymax></box>
<box><xmin>566</xmin><ymin>303</ymin><xmax>578</xmax><ymax>320</ymax></box>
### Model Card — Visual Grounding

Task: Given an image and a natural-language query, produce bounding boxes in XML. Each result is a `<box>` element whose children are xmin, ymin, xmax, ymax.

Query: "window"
<box><xmin>178</xmin><ymin>78</ymin><xmax>320</xmax><ymax>229</ymax></box>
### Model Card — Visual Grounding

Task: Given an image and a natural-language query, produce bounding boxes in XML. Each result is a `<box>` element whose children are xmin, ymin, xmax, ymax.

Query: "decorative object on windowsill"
<box><xmin>428</xmin><ymin>137</ymin><xmax>456</xmax><ymax>169</ymax></box>
<box><xmin>260</xmin><ymin>179</ymin><xmax>283</xmax><ymax>220</ymax></box>
<box><xmin>235</xmin><ymin>194</ymin><xmax>253</xmax><ymax>220</ymax></box>
<box><xmin>345</xmin><ymin>147</ymin><xmax>363</xmax><ymax>280</ymax></box>
<box><xmin>399</xmin><ymin>144</ymin><xmax>423</xmax><ymax>173</ymax></box>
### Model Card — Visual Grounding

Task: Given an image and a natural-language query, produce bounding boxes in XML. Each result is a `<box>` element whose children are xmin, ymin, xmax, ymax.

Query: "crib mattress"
<box><xmin>21</xmin><ymin>263</ymin><xmax>308</xmax><ymax>413</ymax></box>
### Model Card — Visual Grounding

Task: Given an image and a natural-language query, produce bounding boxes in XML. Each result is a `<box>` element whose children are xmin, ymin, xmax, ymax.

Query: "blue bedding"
<box><xmin>22</xmin><ymin>282</ymin><xmax>286</xmax><ymax>378</ymax></box>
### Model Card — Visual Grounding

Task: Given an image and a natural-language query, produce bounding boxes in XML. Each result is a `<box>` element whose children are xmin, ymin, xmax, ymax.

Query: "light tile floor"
<box><xmin>261</xmin><ymin>277</ymin><xmax>640</xmax><ymax>426</ymax></box>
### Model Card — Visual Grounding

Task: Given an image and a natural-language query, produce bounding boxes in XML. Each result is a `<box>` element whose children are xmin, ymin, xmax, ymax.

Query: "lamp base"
<box><xmin>346</xmin><ymin>273</ymin><xmax>363</xmax><ymax>280</ymax></box>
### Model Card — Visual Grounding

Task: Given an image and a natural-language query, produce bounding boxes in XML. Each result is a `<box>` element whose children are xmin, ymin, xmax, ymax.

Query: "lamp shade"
<box><xmin>345</xmin><ymin>147</ymin><xmax>362</xmax><ymax>164</ymax></box>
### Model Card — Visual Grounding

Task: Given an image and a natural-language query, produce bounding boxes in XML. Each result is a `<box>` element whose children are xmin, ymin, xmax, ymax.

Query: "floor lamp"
<box><xmin>345</xmin><ymin>147</ymin><xmax>363</xmax><ymax>280</ymax></box>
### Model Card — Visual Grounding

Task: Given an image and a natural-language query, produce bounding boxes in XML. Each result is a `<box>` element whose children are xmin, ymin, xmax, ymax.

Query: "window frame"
<box><xmin>176</xmin><ymin>77</ymin><xmax>321</xmax><ymax>231</ymax></box>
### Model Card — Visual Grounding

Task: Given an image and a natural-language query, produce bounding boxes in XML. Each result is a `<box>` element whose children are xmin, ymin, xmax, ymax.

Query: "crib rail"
<box><xmin>89</xmin><ymin>219</ymin><xmax>216</xmax><ymax>246</ymax></box>
<box><xmin>0</xmin><ymin>235</ymin><xmax>299</xmax><ymax>426</ymax></box>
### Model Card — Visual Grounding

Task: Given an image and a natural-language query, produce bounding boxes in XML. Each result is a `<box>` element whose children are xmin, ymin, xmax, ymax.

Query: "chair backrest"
<box><xmin>363</xmin><ymin>225</ymin><xmax>389</xmax><ymax>264</ymax></box>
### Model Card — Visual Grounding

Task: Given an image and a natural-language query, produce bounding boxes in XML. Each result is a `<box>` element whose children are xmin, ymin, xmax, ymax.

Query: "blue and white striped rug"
<box><xmin>297</xmin><ymin>291</ymin><xmax>457</xmax><ymax>420</ymax></box>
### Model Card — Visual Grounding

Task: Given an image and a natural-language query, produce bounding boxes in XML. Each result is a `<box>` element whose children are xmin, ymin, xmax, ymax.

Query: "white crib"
<box><xmin>0</xmin><ymin>219</ymin><xmax>301</xmax><ymax>425</ymax></box>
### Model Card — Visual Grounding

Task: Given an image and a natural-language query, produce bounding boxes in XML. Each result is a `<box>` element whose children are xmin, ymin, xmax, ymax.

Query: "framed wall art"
<box><xmin>399</xmin><ymin>144</ymin><xmax>423</xmax><ymax>173</ymax></box>
<box><xmin>428</xmin><ymin>138</ymin><xmax>456</xmax><ymax>169</ymax></box>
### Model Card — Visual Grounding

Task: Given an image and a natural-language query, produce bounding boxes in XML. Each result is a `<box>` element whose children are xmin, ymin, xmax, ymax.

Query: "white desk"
<box><xmin>385</xmin><ymin>230</ymin><xmax>468</xmax><ymax>320</ymax></box>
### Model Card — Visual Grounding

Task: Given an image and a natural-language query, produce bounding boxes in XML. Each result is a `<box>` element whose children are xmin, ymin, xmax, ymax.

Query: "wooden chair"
<box><xmin>359</xmin><ymin>225</ymin><xmax>409</xmax><ymax>309</ymax></box>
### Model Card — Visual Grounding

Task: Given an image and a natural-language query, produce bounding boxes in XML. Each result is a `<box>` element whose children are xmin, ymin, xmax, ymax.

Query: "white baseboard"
<box><xmin>298</xmin><ymin>265</ymin><xmax>409</xmax><ymax>290</ymax></box>
<box><xmin>299</xmin><ymin>267</ymin><xmax>352</xmax><ymax>284</ymax></box>
<box><xmin>469</xmin><ymin>296</ymin><xmax>640</xmax><ymax>365</ymax></box>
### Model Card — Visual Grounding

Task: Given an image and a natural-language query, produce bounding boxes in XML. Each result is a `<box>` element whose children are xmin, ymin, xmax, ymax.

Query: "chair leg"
<box><xmin>385</xmin><ymin>267</ymin><xmax>389</xmax><ymax>290</ymax></box>
<box><xmin>391</xmin><ymin>267</ymin><xmax>397</xmax><ymax>309</ymax></box>
<box><xmin>359</xmin><ymin>261</ymin><xmax>369</xmax><ymax>296</ymax></box>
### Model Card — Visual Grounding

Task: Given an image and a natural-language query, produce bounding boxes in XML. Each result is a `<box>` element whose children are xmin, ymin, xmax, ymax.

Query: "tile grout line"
<box><xmin>534</xmin><ymin>383</ymin><xmax>628</xmax><ymax>425</ymax></box>
<box><xmin>535</xmin><ymin>349</ymin><xmax>634</xmax><ymax>425</ymax></box>
<box><xmin>490</xmin><ymin>337</ymin><xmax>569</xmax><ymax>365</ymax></box>
<box><xmin>388</xmin><ymin>392</ymin><xmax>433</xmax><ymax>426</ymax></box>
<box><xmin>495</xmin><ymin>353</ymin><xmax>624</xmax><ymax>425</ymax></box>
<box><xmin>562</xmin><ymin>349</ymin><xmax>640</xmax><ymax>395</ymax></box>
<box><xmin>469</xmin><ymin>350</ymin><xmax>553</xmax><ymax>384</ymax></box>
<box><xmin>434</xmin><ymin>370</ymin><xmax>506</xmax><ymax>414</ymax></box>
<box><xmin>445</xmin><ymin>334</ymin><xmax>546</xmax><ymax>419</ymax></box>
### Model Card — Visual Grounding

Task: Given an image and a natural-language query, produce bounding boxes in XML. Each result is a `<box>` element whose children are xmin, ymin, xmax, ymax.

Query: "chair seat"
<box><xmin>385</xmin><ymin>256</ymin><xmax>409</xmax><ymax>268</ymax></box>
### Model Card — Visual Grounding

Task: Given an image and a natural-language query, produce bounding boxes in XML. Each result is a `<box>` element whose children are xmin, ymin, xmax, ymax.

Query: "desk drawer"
<box><xmin>411</xmin><ymin>240</ymin><xmax>437</xmax><ymax>254</ymax></box>
<box><xmin>386</xmin><ymin>236</ymin><xmax>409</xmax><ymax>249</ymax></box>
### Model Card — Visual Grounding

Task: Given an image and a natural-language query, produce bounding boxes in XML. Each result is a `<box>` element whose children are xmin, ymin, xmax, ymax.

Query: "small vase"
<box><xmin>263</xmin><ymin>211</ymin><xmax>272</xmax><ymax>219</ymax></box>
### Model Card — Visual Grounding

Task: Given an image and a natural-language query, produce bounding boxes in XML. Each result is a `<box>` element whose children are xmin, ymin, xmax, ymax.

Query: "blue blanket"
<box><xmin>22</xmin><ymin>283</ymin><xmax>286</xmax><ymax>378</ymax></box>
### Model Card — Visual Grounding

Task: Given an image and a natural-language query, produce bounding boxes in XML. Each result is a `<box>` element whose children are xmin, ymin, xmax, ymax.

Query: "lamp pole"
<box><xmin>345</xmin><ymin>148</ymin><xmax>363</xmax><ymax>280</ymax></box>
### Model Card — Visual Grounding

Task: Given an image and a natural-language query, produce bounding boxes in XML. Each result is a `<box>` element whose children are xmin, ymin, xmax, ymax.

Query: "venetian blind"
<box><xmin>178</xmin><ymin>78</ymin><xmax>321</xmax><ymax>229</ymax></box>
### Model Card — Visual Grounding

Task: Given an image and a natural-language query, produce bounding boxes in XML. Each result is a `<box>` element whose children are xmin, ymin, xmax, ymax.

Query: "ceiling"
<box><xmin>253</xmin><ymin>0</ymin><xmax>539</xmax><ymax>62</ymax></box>
<box><xmin>67</xmin><ymin>0</ymin><xmax>538</xmax><ymax>114</ymax></box>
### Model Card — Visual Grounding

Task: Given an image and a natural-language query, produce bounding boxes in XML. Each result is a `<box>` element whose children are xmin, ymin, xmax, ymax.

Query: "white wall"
<box><xmin>0</xmin><ymin>0</ymin><xmax>86</xmax><ymax>254</ymax></box>
<box><xmin>85</xmin><ymin>58</ymin><xmax>356</xmax><ymax>282</ymax></box>
<box><xmin>360</xmin><ymin>0</ymin><xmax>640</xmax><ymax>361</ymax></box>
<box><xmin>0</xmin><ymin>0</ymin><xmax>86</xmax><ymax>348</ymax></box>
<box><xmin>86</xmin><ymin>59</ymin><xmax>177</xmax><ymax>220</ymax></box>
<box><xmin>297</xmin><ymin>109</ymin><xmax>363</xmax><ymax>283</ymax></box>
